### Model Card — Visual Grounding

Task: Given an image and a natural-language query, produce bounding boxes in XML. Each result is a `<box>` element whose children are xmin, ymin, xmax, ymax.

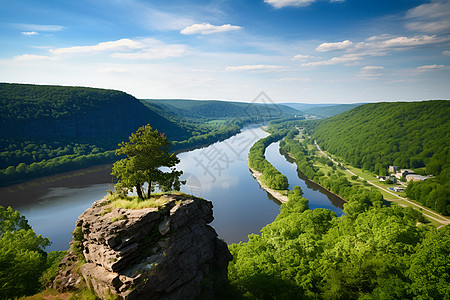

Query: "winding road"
<box><xmin>314</xmin><ymin>140</ymin><xmax>449</xmax><ymax>228</ymax></box>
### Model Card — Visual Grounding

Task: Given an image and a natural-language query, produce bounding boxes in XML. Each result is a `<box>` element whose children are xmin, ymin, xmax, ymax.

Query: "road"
<box><xmin>314</xmin><ymin>140</ymin><xmax>450</xmax><ymax>228</ymax></box>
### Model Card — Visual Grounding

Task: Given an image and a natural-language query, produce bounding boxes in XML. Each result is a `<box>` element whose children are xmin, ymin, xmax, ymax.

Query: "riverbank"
<box><xmin>248</xmin><ymin>165</ymin><xmax>289</xmax><ymax>203</ymax></box>
<box><xmin>280</xmin><ymin>148</ymin><xmax>347</xmax><ymax>204</ymax></box>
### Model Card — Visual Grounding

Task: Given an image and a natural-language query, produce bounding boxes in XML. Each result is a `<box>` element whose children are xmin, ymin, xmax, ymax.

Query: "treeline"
<box><xmin>406</xmin><ymin>178</ymin><xmax>449</xmax><ymax>215</ymax></box>
<box><xmin>0</xmin><ymin>83</ymin><xmax>136</xmax><ymax>120</ymax></box>
<box><xmin>0</xmin><ymin>150</ymin><xmax>116</xmax><ymax>185</ymax></box>
<box><xmin>0</xmin><ymin>124</ymin><xmax>241</xmax><ymax>186</ymax></box>
<box><xmin>280</xmin><ymin>135</ymin><xmax>385</xmax><ymax>215</ymax></box>
<box><xmin>311</xmin><ymin>100</ymin><xmax>450</xmax><ymax>216</ymax></box>
<box><xmin>248</xmin><ymin>130</ymin><xmax>289</xmax><ymax>190</ymax></box>
<box><xmin>229</xmin><ymin>195</ymin><xmax>449</xmax><ymax>299</ymax></box>
<box><xmin>172</xmin><ymin>124</ymin><xmax>241</xmax><ymax>151</ymax></box>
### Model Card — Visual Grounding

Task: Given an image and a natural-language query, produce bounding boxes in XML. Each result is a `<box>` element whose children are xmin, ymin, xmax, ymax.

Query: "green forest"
<box><xmin>1</xmin><ymin>97</ymin><xmax>449</xmax><ymax>299</ymax></box>
<box><xmin>0</xmin><ymin>83</ymin><xmax>299</xmax><ymax>186</ymax></box>
<box><xmin>311</xmin><ymin>100</ymin><xmax>450</xmax><ymax>215</ymax></box>
<box><xmin>229</xmin><ymin>194</ymin><xmax>449</xmax><ymax>299</ymax></box>
<box><xmin>229</xmin><ymin>118</ymin><xmax>448</xmax><ymax>299</ymax></box>
<box><xmin>248</xmin><ymin>130</ymin><xmax>290</xmax><ymax>190</ymax></box>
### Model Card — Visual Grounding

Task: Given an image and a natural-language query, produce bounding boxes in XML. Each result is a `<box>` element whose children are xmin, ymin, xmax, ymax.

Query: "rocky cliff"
<box><xmin>53</xmin><ymin>194</ymin><xmax>232</xmax><ymax>299</ymax></box>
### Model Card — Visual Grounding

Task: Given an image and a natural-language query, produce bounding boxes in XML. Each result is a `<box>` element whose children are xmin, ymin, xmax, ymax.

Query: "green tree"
<box><xmin>112</xmin><ymin>124</ymin><xmax>183</xmax><ymax>199</ymax></box>
<box><xmin>0</xmin><ymin>206</ymin><xmax>50</xmax><ymax>298</ymax></box>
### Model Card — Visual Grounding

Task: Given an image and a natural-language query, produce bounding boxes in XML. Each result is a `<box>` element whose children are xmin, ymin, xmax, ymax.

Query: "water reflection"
<box><xmin>0</xmin><ymin>127</ymin><xmax>346</xmax><ymax>251</ymax></box>
<box><xmin>264</xmin><ymin>142</ymin><xmax>344</xmax><ymax>215</ymax></box>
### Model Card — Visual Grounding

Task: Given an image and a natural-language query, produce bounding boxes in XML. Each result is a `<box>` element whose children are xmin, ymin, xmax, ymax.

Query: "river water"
<box><xmin>0</xmin><ymin>127</ymin><xmax>343</xmax><ymax>251</ymax></box>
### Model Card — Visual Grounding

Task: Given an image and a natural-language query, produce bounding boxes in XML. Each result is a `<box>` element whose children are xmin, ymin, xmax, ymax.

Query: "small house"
<box><xmin>393</xmin><ymin>187</ymin><xmax>405</xmax><ymax>192</ymax></box>
<box><xmin>406</xmin><ymin>174</ymin><xmax>428</xmax><ymax>182</ymax></box>
<box><xmin>395</xmin><ymin>169</ymin><xmax>415</xmax><ymax>179</ymax></box>
<box><xmin>388</xmin><ymin>166</ymin><xmax>398</xmax><ymax>173</ymax></box>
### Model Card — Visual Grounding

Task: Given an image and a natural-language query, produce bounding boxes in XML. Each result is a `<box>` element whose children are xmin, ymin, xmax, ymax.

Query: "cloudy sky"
<box><xmin>1</xmin><ymin>0</ymin><xmax>449</xmax><ymax>103</ymax></box>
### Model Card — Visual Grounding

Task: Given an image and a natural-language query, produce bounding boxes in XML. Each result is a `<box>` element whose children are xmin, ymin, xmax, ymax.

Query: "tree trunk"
<box><xmin>136</xmin><ymin>185</ymin><xmax>144</xmax><ymax>199</ymax></box>
<box><xmin>147</xmin><ymin>181</ymin><xmax>152</xmax><ymax>199</ymax></box>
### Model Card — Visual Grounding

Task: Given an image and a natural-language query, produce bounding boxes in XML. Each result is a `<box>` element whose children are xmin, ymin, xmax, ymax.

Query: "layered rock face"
<box><xmin>54</xmin><ymin>194</ymin><xmax>232</xmax><ymax>299</ymax></box>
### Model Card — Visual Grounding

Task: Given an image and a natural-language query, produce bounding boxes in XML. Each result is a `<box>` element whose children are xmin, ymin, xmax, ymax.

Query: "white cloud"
<box><xmin>361</xmin><ymin>66</ymin><xmax>385</xmax><ymax>71</ymax></box>
<box><xmin>301</xmin><ymin>54</ymin><xmax>360</xmax><ymax>67</ymax></box>
<box><xmin>21</xmin><ymin>31</ymin><xmax>38</xmax><ymax>36</ymax></box>
<box><xmin>415</xmin><ymin>64</ymin><xmax>447</xmax><ymax>71</ymax></box>
<box><xmin>292</xmin><ymin>54</ymin><xmax>314</xmax><ymax>61</ymax></box>
<box><xmin>50</xmin><ymin>38</ymin><xmax>143</xmax><ymax>55</ymax></box>
<box><xmin>110</xmin><ymin>46</ymin><xmax>185</xmax><ymax>60</ymax></box>
<box><xmin>181</xmin><ymin>23</ymin><xmax>242</xmax><ymax>35</ymax></box>
<box><xmin>226</xmin><ymin>64</ymin><xmax>285</xmax><ymax>71</ymax></box>
<box><xmin>405</xmin><ymin>0</ymin><xmax>450</xmax><ymax>34</ymax></box>
<box><xmin>264</xmin><ymin>0</ymin><xmax>315</xmax><ymax>8</ymax></box>
<box><xmin>356</xmin><ymin>35</ymin><xmax>446</xmax><ymax>53</ymax></box>
<box><xmin>313</xmin><ymin>34</ymin><xmax>447</xmax><ymax>59</ymax></box>
<box><xmin>278</xmin><ymin>77</ymin><xmax>310</xmax><ymax>83</ymax></box>
<box><xmin>443</xmin><ymin>50</ymin><xmax>450</xmax><ymax>55</ymax></box>
<box><xmin>366</xmin><ymin>34</ymin><xmax>395</xmax><ymax>41</ymax></box>
<box><xmin>13</xmin><ymin>54</ymin><xmax>54</xmax><ymax>61</ymax></box>
<box><xmin>14</xmin><ymin>23</ymin><xmax>64</xmax><ymax>32</ymax></box>
<box><xmin>264</xmin><ymin>0</ymin><xmax>344</xmax><ymax>8</ymax></box>
<box><xmin>316</xmin><ymin>40</ymin><xmax>353</xmax><ymax>52</ymax></box>
<box><xmin>358</xmin><ymin>66</ymin><xmax>385</xmax><ymax>79</ymax></box>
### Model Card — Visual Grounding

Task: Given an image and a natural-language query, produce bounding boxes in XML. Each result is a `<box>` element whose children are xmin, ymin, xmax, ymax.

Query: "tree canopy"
<box><xmin>311</xmin><ymin>100</ymin><xmax>450</xmax><ymax>215</ymax></box>
<box><xmin>0</xmin><ymin>206</ymin><xmax>51</xmax><ymax>298</ymax></box>
<box><xmin>112</xmin><ymin>124</ymin><xmax>183</xmax><ymax>199</ymax></box>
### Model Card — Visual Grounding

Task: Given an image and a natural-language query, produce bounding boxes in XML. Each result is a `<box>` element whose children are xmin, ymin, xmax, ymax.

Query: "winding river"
<box><xmin>0</xmin><ymin>127</ymin><xmax>343</xmax><ymax>251</ymax></box>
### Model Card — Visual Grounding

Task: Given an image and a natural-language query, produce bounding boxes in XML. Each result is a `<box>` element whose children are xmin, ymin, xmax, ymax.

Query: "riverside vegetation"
<box><xmin>1</xmin><ymin>86</ymin><xmax>448</xmax><ymax>299</ymax></box>
<box><xmin>0</xmin><ymin>83</ymin><xmax>299</xmax><ymax>186</ymax></box>
<box><xmin>229</xmin><ymin>117</ymin><xmax>449</xmax><ymax>299</ymax></box>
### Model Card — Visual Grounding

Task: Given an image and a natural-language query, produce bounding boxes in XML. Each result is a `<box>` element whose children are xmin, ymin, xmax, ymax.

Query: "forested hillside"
<box><xmin>0</xmin><ymin>83</ymin><xmax>299</xmax><ymax>186</ymax></box>
<box><xmin>281</xmin><ymin>103</ymin><xmax>363</xmax><ymax>118</ymax></box>
<box><xmin>312</xmin><ymin>100</ymin><xmax>450</xmax><ymax>215</ymax></box>
<box><xmin>0</xmin><ymin>84</ymin><xmax>225</xmax><ymax>185</ymax></box>
<box><xmin>0</xmin><ymin>83</ymin><xmax>188</xmax><ymax>141</ymax></box>
<box><xmin>302</xmin><ymin>103</ymin><xmax>362</xmax><ymax>118</ymax></box>
<box><xmin>142</xmin><ymin>99</ymin><xmax>301</xmax><ymax>121</ymax></box>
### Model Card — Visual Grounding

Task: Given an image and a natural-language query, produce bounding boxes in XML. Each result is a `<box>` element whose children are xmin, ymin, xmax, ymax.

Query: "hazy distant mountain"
<box><xmin>281</xmin><ymin>103</ymin><xmax>364</xmax><ymax>118</ymax></box>
<box><xmin>142</xmin><ymin>99</ymin><xmax>303</xmax><ymax>121</ymax></box>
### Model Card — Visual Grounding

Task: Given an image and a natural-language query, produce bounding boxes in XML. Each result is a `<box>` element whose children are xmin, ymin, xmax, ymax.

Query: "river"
<box><xmin>0</xmin><ymin>127</ymin><xmax>343</xmax><ymax>251</ymax></box>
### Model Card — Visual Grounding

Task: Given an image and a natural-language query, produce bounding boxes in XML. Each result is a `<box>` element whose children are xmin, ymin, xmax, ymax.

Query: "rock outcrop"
<box><xmin>54</xmin><ymin>194</ymin><xmax>232</xmax><ymax>299</ymax></box>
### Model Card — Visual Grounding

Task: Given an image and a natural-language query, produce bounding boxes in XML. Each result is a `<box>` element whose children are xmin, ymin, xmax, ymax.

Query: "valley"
<box><xmin>0</xmin><ymin>83</ymin><xmax>448</xmax><ymax>299</ymax></box>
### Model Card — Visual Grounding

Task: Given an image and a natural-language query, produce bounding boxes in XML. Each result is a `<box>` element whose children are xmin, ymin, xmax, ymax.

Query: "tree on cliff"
<box><xmin>112</xmin><ymin>124</ymin><xmax>184</xmax><ymax>199</ymax></box>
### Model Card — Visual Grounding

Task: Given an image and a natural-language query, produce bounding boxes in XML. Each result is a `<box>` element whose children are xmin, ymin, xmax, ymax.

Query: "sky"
<box><xmin>0</xmin><ymin>0</ymin><xmax>449</xmax><ymax>103</ymax></box>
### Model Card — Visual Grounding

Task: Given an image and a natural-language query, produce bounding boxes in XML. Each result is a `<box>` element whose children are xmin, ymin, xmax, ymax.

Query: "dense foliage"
<box><xmin>0</xmin><ymin>83</ymin><xmax>136</xmax><ymax>120</ymax></box>
<box><xmin>229</xmin><ymin>196</ymin><xmax>450</xmax><ymax>299</ymax></box>
<box><xmin>0</xmin><ymin>83</ymin><xmax>302</xmax><ymax>187</ymax></box>
<box><xmin>312</xmin><ymin>100</ymin><xmax>450</xmax><ymax>215</ymax></box>
<box><xmin>0</xmin><ymin>206</ymin><xmax>56</xmax><ymax>298</ymax></box>
<box><xmin>281</xmin><ymin>135</ymin><xmax>385</xmax><ymax>216</ymax></box>
<box><xmin>248</xmin><ymin>130</ymin><xmax>289</xmax><ymax>190</ymax></box>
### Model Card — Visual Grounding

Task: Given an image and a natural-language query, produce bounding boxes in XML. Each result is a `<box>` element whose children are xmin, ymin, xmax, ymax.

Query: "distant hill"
<box><xmin>142</xmin><ymin>99</ymin><xmax>302</xmax><ymax>121</ymax></box>
<box><xmin>312</xmin><ymin>100</ymin><xmax>450</xmax><ymax>215</ymax></box>
<box><xmin>281</xmin><ymin>103</ymin><xmax>364</xmax><ymax>118</ymax></box>
<box><xmin>0</xmin><ymin>83</ymin><xmax>301</xmax><ymax>186</ymax></box>
<box><xmin>0</xmin><ymin>83</ymin><xmax>188</xmax><ymax>142</ymax></box>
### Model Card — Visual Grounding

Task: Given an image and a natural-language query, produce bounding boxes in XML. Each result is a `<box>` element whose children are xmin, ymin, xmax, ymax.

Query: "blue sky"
<box><xmin>0</xmin><ymin>0</ymin><xmax>449</xmax><ymax>103</ymax></box>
